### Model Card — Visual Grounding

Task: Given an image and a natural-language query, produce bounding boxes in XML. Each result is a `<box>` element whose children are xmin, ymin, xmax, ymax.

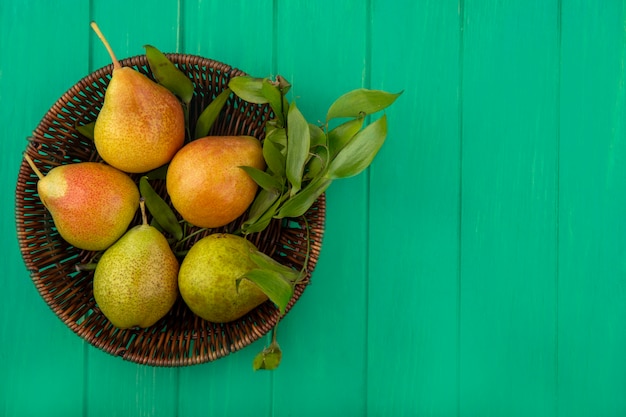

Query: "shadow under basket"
<box><xmin>14</xmin><ymin>54</ymin><xmax>326</xmax><ymax>367</ymax></box>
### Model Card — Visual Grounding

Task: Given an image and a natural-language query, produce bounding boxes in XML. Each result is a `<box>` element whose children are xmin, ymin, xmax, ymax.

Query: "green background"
<box><xmin>2</xmin><ymin>0</ymin><xmax>626</xmax><ymax>415</ymax></box>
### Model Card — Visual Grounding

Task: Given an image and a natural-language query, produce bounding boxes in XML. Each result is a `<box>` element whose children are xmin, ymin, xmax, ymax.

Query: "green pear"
<box><xmin>23</xmin><ymin>154</ymin><xmax>139</xmax><ymax>251</ymax></box>
<box><xmin>90</xmin><ymin>22</ymin><xmax>185</xmax><ymax>174</ymax></box>
<box><xmin>93</xmin><ymin>200</ymin><xmax>179</xmax><ymax>329</ymax></box>
<box><xmin>178</xmin><ymin>233</ymin><xmax>268</xmax><ymax>323</ymax></box>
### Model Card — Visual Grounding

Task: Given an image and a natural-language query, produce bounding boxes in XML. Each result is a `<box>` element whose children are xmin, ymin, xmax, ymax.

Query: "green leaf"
<box><xmin>76</xmin><ymin>122</ymin><xmax>95</xmax><ymax>141</ymax></box>
<box><xmin>276</xmin><ymin>75</ymin><xmax>291</xmax><ymax>95</ymax></box>
<box><xmin>326</xmin><ymin>89</ymin><xmax>402</xmax><ymax>121</ymax></box>
<box><xmin>252</xmin><ymin>351</ymin><xmax>265</xmax><ymax>371</ymax></box>
<box><xmin>242</xmin><ymin>213</ymin><xmax>275</xmax><ymax>235</ymax></box>
<box><xmin>266</xmin><ymin>124</ymin><xmax>287</xmax><ymax>149</ymax></box>
<box><xmin>285</xmin><ymin>102</ymin><xmax>310</xmax><ymax>195</ymax></box>
<box><xmin>144</xmin><ymin>45</ymin><xmax>194</xmax><ymax>105</ymax></box>
<box><xmin>305</xmin><ymin>147</ymin><xmax>328</xmax><ymax>180</ymax></box>
<box><xmin>252</xmin><ymin>343</ymin><xmax>282</xmax><ymax>371</ymax></box>
<box><xmin>248</xmin><ymin>249</ymin><xmax>301</xmax><ymax>281</ymax></box>
<box><xmin>139</xmin><ymin>176</ymin><xmax>183</xmax><ymax>241</ymax></box>
<box><xmin>275</xmin><ymin>177</ymin><xmax>332</xmax><ymax>219</ymax></box>
<box><xmin>262</xmin><ymin>79</ymin><xmax>285</xmax><ymax>126</ymax></box>
<box><xmin>228</xmin><ymin>76</ymin><xmax>269</xmax><ymax>104</ymax></box>
<box><xmin>309</xmin><ymin>123</ymin><xmax>326</xmax><ymax>148</ymax></box>
<box><xmin>246</xmin><ymin>188</ymin><xmax>280</xmax><ymax>222</ymax></box>
<box><xmin>239</xmin><ymin>165</ymin><xmax>283</xmax><ymax>192</ymax></box>
<box><xmin>242</xmin><ymin>190</ymin><xmax>281</xmax><ymax>234</ymax></box>
<box><xmin>238</xmin><ymin>268</ymin><xmax>293</xmax><ymax>315</ymax></box>
<box><xmin>306</xmin><ymin>123</ymin><xmax>331</xmax><ymax>180</ymax></box>
<box><xmin>263</xmin><ymin>128</ymin><xmax>287</xmax><ymax>177</ymax></box>
<box><xmin>326</xmin><ymin>115</ymin><xmax>388</xmax><ymax>179</ymax></box>
<box><xmin>328</xmin><ymin>116</ymin><xmax>364</xmax><ymax>157</ymax></box>
<box><xmin>144</xmin><ymin>164</ymin><xmax>169</xmax><ymax>180</ymax></box>
<box><xmin>194</xmin><ymin>88</ymin><xmax>232</xmax><ymax>139</ymax></box>
<box><xmin>150</xmin><ymin>217</ymin><xmax>165</xmax><ymax>233</ymax></box>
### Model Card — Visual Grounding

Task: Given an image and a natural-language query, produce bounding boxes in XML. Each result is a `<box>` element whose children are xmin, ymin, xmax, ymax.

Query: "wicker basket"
<box><xmin>14</xmin><ymin>54</ymin><xmax>325</xmax><ymax>367</ymax></box>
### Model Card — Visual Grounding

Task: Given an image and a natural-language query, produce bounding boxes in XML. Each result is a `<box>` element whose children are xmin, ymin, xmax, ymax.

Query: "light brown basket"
<box><xmin>14</xmin><ymin>54</ymin><xmax>325</xmax><ymax>367</ymax></box>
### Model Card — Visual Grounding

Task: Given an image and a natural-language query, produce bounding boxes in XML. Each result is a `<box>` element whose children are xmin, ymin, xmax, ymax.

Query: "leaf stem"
<box><xmin>298</xmin><ymin>214</ymin><xmax>311</xmax><ymax>283</ymax></box>
<box><xmin>174</xmin><ymin>225</ymin><xmax>209</xmax><ymax>250</ymax></box>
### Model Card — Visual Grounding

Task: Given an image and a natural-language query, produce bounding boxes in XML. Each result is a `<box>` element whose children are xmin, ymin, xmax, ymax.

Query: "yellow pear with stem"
<box><xmin>90</xmin><ymin>22</ymin><xmax>185</xmax><ymax>173</ymax></box>
<box><xmin>23</xmin><ymin>154</ymin><xmax>139</xmax><ymax>251</ymax></box>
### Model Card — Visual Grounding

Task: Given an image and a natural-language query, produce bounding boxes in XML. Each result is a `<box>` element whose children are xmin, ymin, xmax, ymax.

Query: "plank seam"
<box><xmin>177</xmin><ymin>0</ymin><xmax>184</xmax><ymax>52</ymax></box>
<box><xmin>555</xmin><ymin>0</ymin><xmax>562</xmax><ymax>416</ymax></box>
<box><xmin>364</xmin><ymin>0</ymin><xmax>373</xmax><ymax>414</ymax></box>
<box><xmin>457</xmin><ymin>1</ymin><xmax>465</xmax><ymax>416</ymax></box>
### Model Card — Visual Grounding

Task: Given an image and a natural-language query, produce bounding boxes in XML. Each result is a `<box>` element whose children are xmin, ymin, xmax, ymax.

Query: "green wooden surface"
<box><xmin>2</xmin><ymin>0</ymin><xmax>626</xmax><ymax>416</ymax></box>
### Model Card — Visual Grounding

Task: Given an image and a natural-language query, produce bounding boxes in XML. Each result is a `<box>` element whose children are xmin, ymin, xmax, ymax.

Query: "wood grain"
<box><xmin>460</xmin><ymin>1</ymin><xmax>559</xmax><ymax>415</ymax></box>
<box><xmin>368</xmin><ymin>0</ymin><xmax>461</xmax><ymax>415</ymax></box>
<box><xmin>0</xmin><ymin>1</ymin><xmax>90</xmax><ymax>415</ymax></box>
<box><xmin>559</xmin><ymin>1</ymin><xmax>626</xmax><ymax>416</ymax></box>
<box><xmin>2</xmin><ymin>0</ymin><xmax>626</xmax><ymax>415</ymax></box>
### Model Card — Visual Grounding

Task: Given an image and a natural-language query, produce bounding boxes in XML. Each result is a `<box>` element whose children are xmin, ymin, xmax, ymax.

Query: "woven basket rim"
<box><xmin>14</xmin><ymin>53</ymin><xmax>326</xmax><ymax>367</ymax></box>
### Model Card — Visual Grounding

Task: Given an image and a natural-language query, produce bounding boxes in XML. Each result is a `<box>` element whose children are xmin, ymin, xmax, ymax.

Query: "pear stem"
<box><xmin>23</xmin><ymin>153</ymin><xmax>45</xmax><ymax>180</ymax></box>
<box><xmin>90</xmin><ymin>21</ymin><xmax>121</xmax><ymax>71</ymax></box>
<box><xmin>139</xmin><ymin>197</ymin><xmax>148</xmax><ymax>225</ymax></box>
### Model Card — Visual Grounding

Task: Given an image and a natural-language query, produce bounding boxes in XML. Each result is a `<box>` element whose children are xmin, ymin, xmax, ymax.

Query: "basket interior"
<box><xmin>14</xmin><ymin>54</ymin><xmax>325</xmax><ymax>367</ymax></box>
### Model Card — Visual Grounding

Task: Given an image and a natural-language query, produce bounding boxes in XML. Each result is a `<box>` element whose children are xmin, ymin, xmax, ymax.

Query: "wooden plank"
<box><xmin>270</xmin><ymin>1</ymin><xmax>370</xmax><ymax>415</ymax></box>
<box><xmin>177</xmin><ymin>343</ymin><xmax>273</xmax><ymax>416</ymax></box>
<box><xmin>177</xmin><ymin>2</ymin><xmax>275</xmax><ymax>416</ymax></box>
<box><xmin>559</xmin><ymin>1</ymin><xmax>626</xmax><ymax>415</ymax></box>
<box><xmin>90</xmin><ymin>0</ymin><xmax>180</xmax><ymax>70</ymax></box>
<box><xmin>85</xmin><ymin>352</ymin><xmax>180</xmax><ymax>417</ymax></box>
<box><xmin>367</xmin><ymin>0</ymin><xmax>461</xmax><ymax>415</ymax></box>
<box><xmin>84</xmin><ymin>1</ymin><xmax>181</xmax><ymax>415</ymax></box>
<box><xmin>183</xmin><ymin>0</ymin><xmax>275</xmax><ymax>75</ymax></box>
<box><xmin>0</xmin><ymin>1</ymin><xmax>90</xmax><ymax>416</ymax></box>
<box><xmin>459</xmin><ymin>1</ymin><xmax>559</xmax><ymax>415</ymax></box>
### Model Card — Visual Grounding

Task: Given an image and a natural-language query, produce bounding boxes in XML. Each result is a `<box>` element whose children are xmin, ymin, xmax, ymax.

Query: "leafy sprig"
<box><xmin>229</xmin><ymin>76</ymin><xmax>402</xmax><ymax>235</ymax></box>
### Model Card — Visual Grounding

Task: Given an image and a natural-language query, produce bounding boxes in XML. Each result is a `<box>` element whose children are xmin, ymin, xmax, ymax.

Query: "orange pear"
<box><xmin>166</xmin><ymin>136</ymin><xmax>265</xmax><ymax>228</ymax></box>
<box><xmin>91</xmin><ymin>22</ymin><xmax>185</xmax><ymax>173</ymax></box>
<box><xmin>23</xmin><ymin>154</ymin><xmax>139</xmax><ymax>251</ymax></box>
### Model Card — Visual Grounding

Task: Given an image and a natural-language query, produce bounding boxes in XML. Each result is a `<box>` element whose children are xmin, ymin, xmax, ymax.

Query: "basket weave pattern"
<box><xmin>14</xmin><ymin>54</ymin><xmax>325</xmax><ymax>367</ymax></box>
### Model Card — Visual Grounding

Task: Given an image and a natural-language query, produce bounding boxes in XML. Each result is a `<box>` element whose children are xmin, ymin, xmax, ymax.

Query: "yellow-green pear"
<box><xmin>23</xmin><ymin>154</ymin><xmax>139</xmax><ymax>251</ymax></box>
<box><xmin>93</xmin><ymin>200</ymin><xmax>179</xmax><ymax>329</ymax></box>
<box><xmin>91</xmin><ymin>22</ymin><xmax>185</xmax><ymax>174</ymax></box>
<box><xmin>178</xmin><ymin>233</ymin><xmax>268</xmax><ymax>323</ymax></box>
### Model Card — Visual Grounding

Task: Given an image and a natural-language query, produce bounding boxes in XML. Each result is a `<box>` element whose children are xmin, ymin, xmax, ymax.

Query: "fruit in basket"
<box><xmin>90</xmin><ymin>22</ymin><xmax>184</xmax><ymax>174</ymax></box>
<box><xmin>23</xmin><ymin>154</ymin><xmax>139</xmax><ymax>251</ymax></box>
<box><xmin>166</xmin><ymin>136</ymin><xmax>265</xmax><ymax>228</ymax></box>
<box><xmin>178</xmin><ymin>233</ymin><xmax>268</xmax><ymax>323</ymax></box>
<box><xmin>93</xmin><ymin>200</ymin><xmax>179</xmax><ymax>329</ymax></box>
